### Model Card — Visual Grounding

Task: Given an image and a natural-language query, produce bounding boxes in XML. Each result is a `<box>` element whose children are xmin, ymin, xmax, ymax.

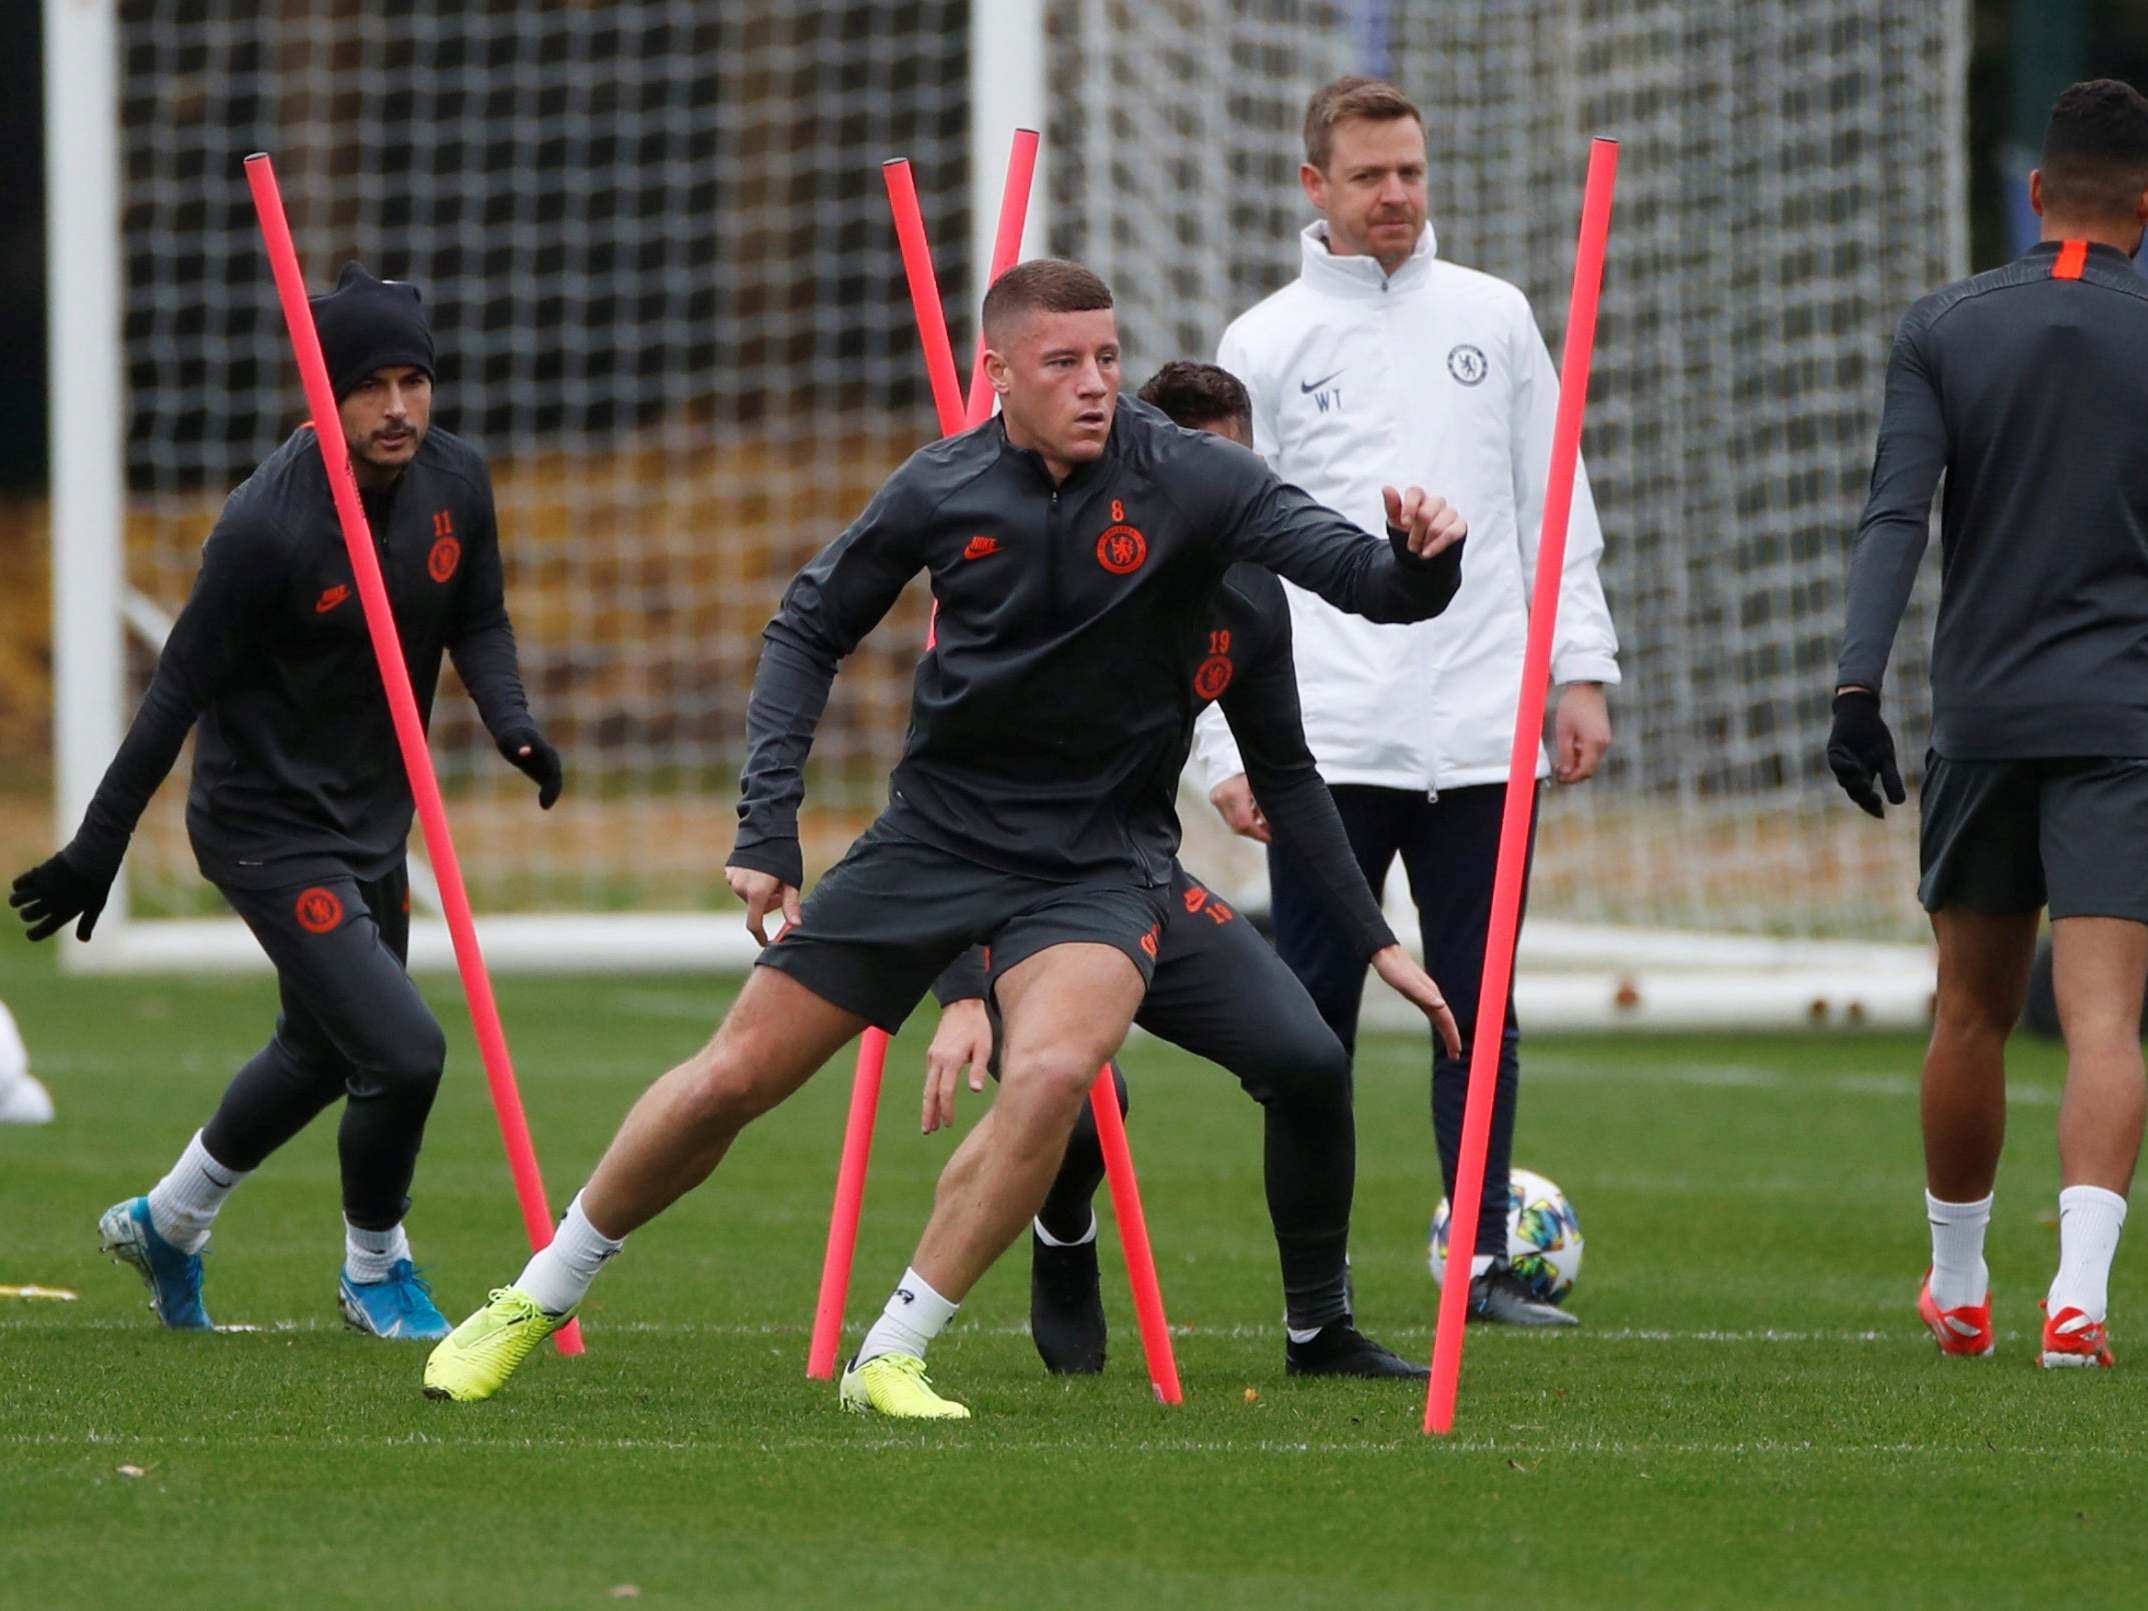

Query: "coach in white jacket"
<box><xmin>1196</xmin><ymin>76</ymin><xmax>1620</xmax><ymax>1326</ymax></box>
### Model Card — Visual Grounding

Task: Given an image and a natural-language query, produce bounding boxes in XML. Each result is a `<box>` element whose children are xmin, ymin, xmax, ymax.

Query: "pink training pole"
<box><xmin>1090</xmin><ymin>1077</ymin><xmax>1184</xmax><ymax>1404</ymax></box>
<box><xmin>1425</xmin><ymin>138</ymin><xmax>1617</xmax><ymax>1434</ymax></box>
<box><xmin>804</xmin><ymin>158</ymin><xmax>978</xmax><ymax>1380</ymax></box>
<box><xmin>883</xmin><ymin>160</ymin><xmax>967</xmax><ymax>438</ymax></box>
<box><xmin>962</xmin><ymin>129</ymin><xmax>1040</xmax><ymax>427</ymax></box>
<box><xmin>806</xmin><ymin>1026</ymin><xmax>887</xmax><ymax>1379</ymax></box>
<box><xmin>245</xmin><ymin>154</ymin><xmax>583</xmax><ymax>1358</ymax></box>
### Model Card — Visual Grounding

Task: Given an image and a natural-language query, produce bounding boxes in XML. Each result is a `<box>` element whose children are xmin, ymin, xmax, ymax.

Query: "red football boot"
<box><xmin>1917</xmin><ymin>1269</ymin><xmax>1995</xmax><ymax>1358</ymax></box>
<box><xmin>2040</xmin><ymin>1302</ymin><xmax>2114</xmax><ymax>1370</ymax></box>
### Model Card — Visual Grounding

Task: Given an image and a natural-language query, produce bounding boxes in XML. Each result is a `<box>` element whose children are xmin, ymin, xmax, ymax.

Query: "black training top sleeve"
<box><xmin>1193</xmin><ymin>436</ymin><xmax>1465</xmax><ymax>623</ymax></box>
<box><xmin>1837</xmin><ymin>306</ymin><xmax>1945</xmax><ymax>696</ymax></box>
<box><xmin>931</xmin><ymin>947</ymin><xmax>989</xmax><ymax>1006</ymax></box>
<box><xmin>731</xmin><ymin>463</ymin><xmax>933</xmax><ymax>884</ymax></box>
<box><xmin>1216</xmin><ymin>575</ymin><xmax>1396</xmax><ymax>959</ymax></box>
<box><xmin>72</xmin><ymin>509</ymin><xmax>287</xmax><ymax>877</ymax></box>
<box><xmin>446</xmin><ymin>475</ymin><xmax>535</xmax><ymax>739</ymax></box>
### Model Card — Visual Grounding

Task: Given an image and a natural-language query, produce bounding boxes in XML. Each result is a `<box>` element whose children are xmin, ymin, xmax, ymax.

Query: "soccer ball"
<box><xmin>1428</xmin><ymin>1168</ymin><xmax>1583</xmax><ymax>1304</ymax></box>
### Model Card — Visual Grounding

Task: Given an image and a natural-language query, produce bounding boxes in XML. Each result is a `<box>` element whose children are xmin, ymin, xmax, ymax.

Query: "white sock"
<box><xmin>1925</xmin><ymin>1190</ymin><xmax>1993</xmax><ymax>1311</ymax></box>
<box><xmin>514</xmin><ymin>1192</ymin><xmax>625</xmax><ymax>1316</ymax></box>
<box><xmin>856</xmin><ymin>1266</ymin><xmax>958</xmax><ymax>1366</ymax></box>
<box><xmin>344</xmin><ymin>1219</ymin><xmax>412</xmax><ymax>1284</ymax></box>
<box><xmin>1033</xmin><ymin>1212</ymin><xmax>1097</xmax><ymax>1248</ymax></box>
<box><xmin>2048</xmin><ymin>1184</ymin><xmax>2128</xmax><ymax>1323</ymax></box>
<box><xmin>145</xmin><ymin>1132</ymin><xmax>250</xmax><ymax>1255</ymax></box>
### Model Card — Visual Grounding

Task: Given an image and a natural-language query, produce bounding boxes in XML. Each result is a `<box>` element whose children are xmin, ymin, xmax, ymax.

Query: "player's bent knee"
<box><xmin>1242</xmin><ymin>1026</ymin><xmax>1352</xmax><ymax>1110</ymax></box>
<box><xmin>675</xmin><ymin>1044</ymin><xmax>792</xmax><ymax>1133</ymax></box>
<box><xmin>352</xmin><ymin>1011</ymin><xmax>448</xmax><ymax>1095</ymax></box>
<box><xmin>1000</xmin><ymin>1048</ymin><xmax>1101</xmax><ymax>1117</ymax></box>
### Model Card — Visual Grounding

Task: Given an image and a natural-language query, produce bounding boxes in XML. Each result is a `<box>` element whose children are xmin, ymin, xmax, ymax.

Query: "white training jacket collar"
<box><xmin>1297</xmin><ymin>220</ymin><xmax>1440</xmax><ymax>301</ymax></box>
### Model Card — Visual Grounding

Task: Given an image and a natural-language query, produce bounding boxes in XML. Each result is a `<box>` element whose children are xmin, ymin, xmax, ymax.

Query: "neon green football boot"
<box><xmin>838</xmin><ymin>1351</ymin><xmax>972</xmax><ymax>1419</ymax></box>
<box><xmin>422</xmin><ymin>1287</ymin><xmax>568</xmax><ymax>1403</ymax></box>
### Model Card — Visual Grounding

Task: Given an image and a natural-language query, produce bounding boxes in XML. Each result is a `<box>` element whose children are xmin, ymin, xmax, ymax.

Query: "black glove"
<box><xmin>10</xmin><ymin>847</ymin><xmax>115</xmax><ymax>942</ymax></box>
<box><xmin>1827</xmin><ymin>689</ymin><xmax>1905</xmax><ymax>819</ymax></box>
<box><xmin>498</xmin><ymin>726</ymin><xmax>564</xmax><ymax>810</ymax></box>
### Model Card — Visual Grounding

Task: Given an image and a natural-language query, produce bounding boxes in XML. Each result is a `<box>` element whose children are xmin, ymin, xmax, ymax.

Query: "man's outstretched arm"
<box><xmin>1216</xmin><ymin>578</ymin><xmax>1458</xmax><ymax>1054</ymax></box>
<box><xmin>1215</xmin><ymin>587</ymin><xmax>1392</xmax><ymax>959</ymax></box>
<box><xmin>1195</xmin><ymin>434</ymin><xmax>1467</xmax><ymax>624</ymax></box>
<box><xmin>12</xmin><ymin>515</ymin><xmax>283</xmax><ymax>940</ymax></box>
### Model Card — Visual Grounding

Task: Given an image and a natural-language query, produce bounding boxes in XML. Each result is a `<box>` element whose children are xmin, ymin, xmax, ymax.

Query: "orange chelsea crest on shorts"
<box><xmin>294</xmin><ymin>886</ymin><xmax>344</xmax><ymax>934</ymax></box>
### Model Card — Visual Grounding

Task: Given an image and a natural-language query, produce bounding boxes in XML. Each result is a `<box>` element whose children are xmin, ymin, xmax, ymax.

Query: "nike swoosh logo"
<box><xmin>1300</xmin><ymin>370</ymin><xmax>1344</xmax><ymax>394</ymax></box>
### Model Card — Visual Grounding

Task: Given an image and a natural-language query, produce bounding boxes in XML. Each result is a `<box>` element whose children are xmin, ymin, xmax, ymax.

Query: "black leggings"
<box><xmin>995</xmin><ymin>865</ymin><xmax>1356</xmax><ymax>1330</ymax></box>
<box><xmin>201</xmin><ymin>865</ymin><xmax>446</xmax><ymax>1230</ymax></box>
<box><xmin>1269</xmin><ymin>782</ymin><xmax>1533</xmax><ymax>1259</ymax></box>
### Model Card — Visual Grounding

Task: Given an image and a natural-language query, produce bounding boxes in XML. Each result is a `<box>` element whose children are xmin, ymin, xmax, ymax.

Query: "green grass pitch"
<box><xmin>2</xmin><ymin>932</ymin><xmax>2143</xmax><ymax>1609</ymax></box>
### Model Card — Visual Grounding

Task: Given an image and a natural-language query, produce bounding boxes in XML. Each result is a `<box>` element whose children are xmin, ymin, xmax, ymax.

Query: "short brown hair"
<box><xmin>1137</xmin><ymin>361</ymin><xmax>1251</xmax><ymax>434</ymax></box>
<box><xmin>981</xmin><ymin>258</ymin><xmax>1115</xmax><ymax>344</ymax></box>
<box><xmin>1304</xmin><ymin>75</ymin><xmax>1424</xmax><ymax>171</ymax></box>
<box><xmin>2041</xmin><ymin>78</ymin><xmax>2148</xmax><ymax>218</ymax></box>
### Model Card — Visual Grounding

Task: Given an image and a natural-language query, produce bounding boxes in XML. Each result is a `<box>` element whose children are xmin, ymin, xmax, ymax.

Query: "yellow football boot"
<box><xmin>837</xmin><ymin>1352</ymin><xmax>971</xmax><ymax>1419</ymax></box>
<box><xmin>422</xmin><ymin>1287</ymin><xmax>568</xmax><ymax>1403</ymax></box>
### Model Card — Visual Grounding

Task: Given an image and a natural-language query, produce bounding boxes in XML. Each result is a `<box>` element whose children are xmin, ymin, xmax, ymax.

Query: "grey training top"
<box><xmin>75</xmin><ymin>427</ymin><xmax>533</xmax><ymax>891</ymax></box>
<box><xmin>1838</xmin><ymin>238</ymin><xmax>2148</xmax><ymax>758</ymax></box>
<box><xmin>731</xmin><ymin>398</ymin><xmax>1463</xmax><ymax>890</ymax></box>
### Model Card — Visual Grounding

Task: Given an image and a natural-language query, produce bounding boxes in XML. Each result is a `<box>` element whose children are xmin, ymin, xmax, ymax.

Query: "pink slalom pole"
<box><xmin>1425</xmin><ymin>138</ymin><xmax>1617</xmax><ymax>1434</ymax></box>
<box><xmin>244</xmin><ymin>153</ymin><xmax>583</xmax><ymax>1357</ymax></box>
<box><xmin>1090</xmin><ymin>1073</ymin><xmax>1183</xmax><ymax>1404</ymax></box>
<box><xmin>805</xmin><ymin>159</ymin><xmax>981</xmax><ymax>1380</ymax></box>
<box><xmin>962</xmin><ymin>129</ymin><xmax>1040</xmax><ymax>427</ymax></box>
<box><xmin>883</xmin><ymin>160</ymin><xmax>967</xmax><ymax>438</ymax></box>
<box><xmin>806</xmin><ymin>1027</ymin><xmax>887</xmax><ymax>1379</ymax></box>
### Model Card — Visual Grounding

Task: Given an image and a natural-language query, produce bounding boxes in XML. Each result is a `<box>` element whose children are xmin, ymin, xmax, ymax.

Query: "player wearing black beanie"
<box><xmin>11</xmin><ymin>262</ymin><xmax>562</xmax><ymax>1341</ymax></box>
<box><xmin>310</xmin><ymin>261</ymin><xmax>436</xmax><ymax>400</ymax></box>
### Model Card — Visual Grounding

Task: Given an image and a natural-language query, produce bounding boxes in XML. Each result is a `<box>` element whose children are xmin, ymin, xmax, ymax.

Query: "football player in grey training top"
<box><xmin>10</xmin><ymin>264</ymin><xmax>561</xmax><ymax>1339</ymax></box>
<box><xmin>1831</xmin><ymin>79</ymin><xmax>2148</xmax><ymax>1370</ymax></box>
<box><xmin>925</xmin><ymin>360</ymin><xmax>1461</xmax><ymax>1382</ymax></box>
<box><xmin>426</xmin><ymin>259</ymin><xmax>1470</xmax><ymax>1418</ymax></box>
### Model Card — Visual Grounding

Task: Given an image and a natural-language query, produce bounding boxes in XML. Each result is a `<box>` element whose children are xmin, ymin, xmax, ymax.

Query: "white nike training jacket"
<box><xmin>1195</xmin><ymin>222</ymin><xmax>1620</xmax><ymax>797</ymax></box>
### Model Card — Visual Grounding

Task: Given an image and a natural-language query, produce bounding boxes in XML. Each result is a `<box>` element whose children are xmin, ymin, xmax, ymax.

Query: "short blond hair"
<box><xmin>1303</xmin><ymin>75</ymin><xmax>1423</xmax><ymax>171</ymax></box>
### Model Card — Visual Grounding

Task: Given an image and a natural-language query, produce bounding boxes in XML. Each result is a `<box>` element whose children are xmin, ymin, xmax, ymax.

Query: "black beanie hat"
<box><xmin>308</xmin><ymin>261</ymin><xmax>435</xmax><ymax>400</ymax></box>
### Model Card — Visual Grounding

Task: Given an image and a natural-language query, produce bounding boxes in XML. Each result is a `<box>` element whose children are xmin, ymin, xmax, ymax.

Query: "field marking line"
<box><xmin>6</xmin><ymin>1428</ymin><xmax>2143</xmax><ymax>1460</ymax></box>
<box><xmin>0</xmin><ymin>1315</ymin><xmax>2022</xmax><ymax>1345</ymax></box>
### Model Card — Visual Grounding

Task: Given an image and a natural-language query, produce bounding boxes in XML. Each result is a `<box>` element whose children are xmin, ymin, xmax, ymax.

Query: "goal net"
<box><xmin>1053</xmin><ymin>0</ymin><xmax>1965</xmax><ymax>963</ymax></box>
<box><xmin>58</xmin><ymin>1</ymin><xmax>1967</xmax><ymax>1017</ymax></box>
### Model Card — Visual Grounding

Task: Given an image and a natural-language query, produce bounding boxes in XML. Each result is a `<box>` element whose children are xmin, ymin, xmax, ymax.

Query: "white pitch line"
<box><xmin>6</xmin><ymin>1429</ymin><xmax>2144</xmax><ymax>1460</ymax></box>
<box><xmin>0</xmin><ymin>1315</ymin><xmax>2002</xmax><ymax>1345</ymax></box>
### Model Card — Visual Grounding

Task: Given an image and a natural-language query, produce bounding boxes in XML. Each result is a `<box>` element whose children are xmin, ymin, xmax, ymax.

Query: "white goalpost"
<box><xmin>46</xmin><ymin>0</ymin><xmax>1963</xmax><ymax>1029</ymax></box>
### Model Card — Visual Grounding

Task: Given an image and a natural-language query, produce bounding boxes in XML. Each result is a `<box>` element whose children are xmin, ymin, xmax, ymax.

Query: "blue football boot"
<box><xmin>339</xmin><ymin>1260</ymin><xmax>451</xmax><ymax>1341</ymax></box>
<box><xmin>97</xmin><ymin>1196</ymin><xmax>212</xmax><ymax>1330</ymax></box>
